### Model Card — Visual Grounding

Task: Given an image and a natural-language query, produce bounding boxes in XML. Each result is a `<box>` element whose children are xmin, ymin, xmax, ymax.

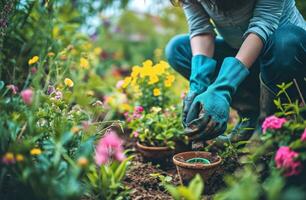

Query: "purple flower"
<box><xmin>47</xmin><ymin>85</ymin><xmax>55</xmax><ymax>95</ymax></box>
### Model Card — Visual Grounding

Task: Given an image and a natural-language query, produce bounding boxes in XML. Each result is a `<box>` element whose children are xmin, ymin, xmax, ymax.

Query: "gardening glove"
<box><xmin>183</xmin><ymin>55</ymin><xmax>217</xmax><ymax>127</ymax></box>
<box><xmin>185</xmin><ymin>57</ymin><xmax>250</xmax><ymax>141</ymax></box>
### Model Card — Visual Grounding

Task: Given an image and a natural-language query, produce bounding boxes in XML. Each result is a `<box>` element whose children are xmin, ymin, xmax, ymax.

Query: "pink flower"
<box><xmin>30</xmin><ymin>67</ymin><xmax>37</xmax><ymax>74</ymax></box>
<box><xmin>55</xmin><ymin>91</ymin><xmax>62</xmax><ymax>100</ymax></box>
<box><xmin>94</xmin><ymin>131</ymin><xmax>125</xmax><ymax>165</ymax></box>
<box><xmin>262</xmin><ymin>115</ymin><xmax>287</xmax><ymax>133</ymax></box>
<box><xmin>180</xmin><ymin>91</ymin><xmax>186</xmax><ymax>99</ymax></box>
<box><xmin>132</xmin><ymin>113</ymin><xmax>142</xmax><ymax>119</ymax></box>
<box><xmin>275</xmin><ymin>146</ymin><xmax>302</xmax><ymax>177</ymax></box>
<box><xmin>116</xmin><ymin>80</ymin><xmax>124</xmax><ymax>89</ymax></box>
<box><xmin>6</xmin><ymin>84</ymin><xmax>18</xmax><ymax>94</ymax></box>
<box><xmin>132</xmin><ymin>131</ymin><xmax>139</xmax><ymax>138</ymax></box>
<box><xmin>301</xmin><ymin>128</ymin><xmax>306</xmax><ymax>142</ymax></box>
<box><xmin>20</xmin><ymin>89</ymin><xmax>34</xmax><ymax>105</ymax></box>
<box><xmin>134</xmin><ymin>106</ymin><xmax>144</xmax><ymax>114</ymax></box>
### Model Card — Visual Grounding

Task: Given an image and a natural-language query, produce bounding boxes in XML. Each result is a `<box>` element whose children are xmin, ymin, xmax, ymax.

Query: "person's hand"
<box><xmin>185</xmin><ymin>57</ymin><xmax>250</xmax><ymax>140</ymax></box>
<box><xmin>182</xmin><ymin>55</ymin><xmax>217</xmax><ymax>127</ymax></box>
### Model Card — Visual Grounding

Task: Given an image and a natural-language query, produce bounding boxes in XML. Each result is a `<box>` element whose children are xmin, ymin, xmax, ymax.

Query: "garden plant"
<box><xmin>1</xmin><ymin>1</ymin><xmax>306</xmax><ymax>200</ymax></box>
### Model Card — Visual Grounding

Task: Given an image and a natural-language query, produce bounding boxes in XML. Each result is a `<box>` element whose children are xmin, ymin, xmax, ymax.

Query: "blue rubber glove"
<box><xmin>183</xmin><ymin>55</ymin><xmax>217</xmax><ymax>127</ymax></box>
<box><xmin>185</xmin><ymin>57</ymin><xmax>250</xmax><ymax>140</ymax></box>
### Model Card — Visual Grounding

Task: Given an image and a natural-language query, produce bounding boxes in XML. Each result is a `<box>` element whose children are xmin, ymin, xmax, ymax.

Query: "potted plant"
<box><xmin>126</xmin><ymin>105</ymin><xmax>189</xmax><ymax>163</ymax></box>
<box><xmin>173</xmin><ymin>151</ymin><xmax>222</xmax><ymax>185</ymax></box>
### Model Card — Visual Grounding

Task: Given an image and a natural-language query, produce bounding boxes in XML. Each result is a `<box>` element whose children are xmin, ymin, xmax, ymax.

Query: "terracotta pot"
<box><xmin>136</xmin><ymin>141</ymin><xmax>174</xmax><ymax>163</ymax></box>
<box><xmin>173</xmin><ymin>151</ymin><xmax>222</xmax><ymax>185</ymax></box>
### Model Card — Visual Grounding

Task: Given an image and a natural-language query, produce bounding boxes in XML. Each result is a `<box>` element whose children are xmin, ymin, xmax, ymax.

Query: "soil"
<box><xmin>122</xmin><ymin>136</ymin><xmax>241</xmax><ymax>200</ymax></box>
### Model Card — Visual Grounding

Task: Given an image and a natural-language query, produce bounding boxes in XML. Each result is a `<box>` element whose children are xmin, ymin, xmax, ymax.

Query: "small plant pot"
<box><xmin>173</xmin><ymin>151</ymin><xmax>222</xmax><ymax>185</ymax></box>
<box><xmin>136</xmin><ymin>141</ymin><xmax>174</xmax><ymax>164</ymax></box>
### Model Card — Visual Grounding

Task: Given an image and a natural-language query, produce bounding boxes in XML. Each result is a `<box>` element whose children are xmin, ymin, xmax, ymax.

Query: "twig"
<box><xmin>293</xmin><ymin>78</ymin><xmax>305</xmax><ymax>106</ymax></box>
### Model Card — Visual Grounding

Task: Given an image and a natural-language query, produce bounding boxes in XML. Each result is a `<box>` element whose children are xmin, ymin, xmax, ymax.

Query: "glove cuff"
<box><xmin>190</xmin><ymin>55</ymin><xmax>217</xmax><ymax>92</ymax></box>
<box><xmin>209</xmin><ymin>57</ymin><xmax>249</xmax><ymax>101</ymax></box>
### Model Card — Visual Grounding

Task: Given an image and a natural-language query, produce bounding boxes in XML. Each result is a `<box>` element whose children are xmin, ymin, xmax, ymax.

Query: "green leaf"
<box><xmin>165</xmin><ymin>184</ymin><xmax>180</xmax><ymax>200</ymax></box>
<box><xmin>188</xmin><ymin>174</ymin><xmax>204</xmax><ymax>199</ymax></box>
<box><xmin>0</xmin><ymin>81</ymin><xmax>4</xmax><ymax>90</ymax></box>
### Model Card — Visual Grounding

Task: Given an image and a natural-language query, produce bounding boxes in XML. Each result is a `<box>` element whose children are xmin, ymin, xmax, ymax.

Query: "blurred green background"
<box><xmin>0</xmin><ymin>0</ymin><xmax>305</xmax><ymax>85</ymax></box>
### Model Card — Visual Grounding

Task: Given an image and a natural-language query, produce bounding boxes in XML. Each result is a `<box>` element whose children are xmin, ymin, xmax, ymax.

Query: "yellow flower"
<box><xmin>28</xmin><ymin>56</ymin><xmax>39</xmax><ymax>65</ymax></box>
<box><xmin>148</xmin><ymin>75</ymin><xmax>159</xmax><ymax>85</ymax></box>
<box><xmin>16</xmin><ymin>154</ymin><xmax>24</xmax><ymax>162</ymax></box>
<box><xmin>164</xmin><ymin>80</ymin><xmax>172</xmax><ymax>87</ymax></box>
<box><xmin>77</xmin><ymin>157</ymin><xmax>88</xmax><ymax>167</ymax></box>
<box><xmin>160</xmin><ymin>60</ymin><xmax>170</xmax><ymax>69</ymax></box>
<box><xmin>71</xmin><ymin>126</ymin><xmax>80</xmax><ymax>134</ymax></box>
<box><xmin>122</xmin><ymin>103</ymin><xmax>131</xmax><ymax>111</ymax></box>
<box><xmin>80</xmin><ymin>57</ymin><xmax>89</xmax><ymax>69</ymax></box>
<box><xmin>122</xmin><ymin>77</ymin><xmax>132</xmax><ymax>88</ymax></box>
<box><xmin>86</xmin><ymin>90</ymin><xmax>94</xmax><ymax>96</ymax></box>
<box><xmin>166</xmin><ymin>75</ymin><xmax>175</xmax><ymax>82</ymax></box>
<box><xmin>143</xmin><ymin>60</ymin><xmax>153</xmax><ymax>68</ymax></box>
<box><xmin>4</xmin><ymin>152</ymin><xmax>14</xmax><ymax>161</ymax></box>
<box><xmin>84</xmin><ymin>43</ymin><xmax>92</xmax><ymax>50</ymax></box>
<box><xmin>64</xmin><ymin>78</ymin><xmax>74</xmax><ymax>88</ymax></box>
<box><xmin>133</xmin><ymin>85</ymin><xmax>140</xmax><ymax>93</ymax></box>
<box><xmin>131</xmin><ymin>66</ymin><xmax>141</xmax><ymax>78</ymax></box>
<box><xmin>154</xmin><ymin>63</ymin><xmax>165</xmax><ymax>75</ymax></box>
<box><xmin>48</xmin><ymin>52</ymin><xmax>55</xmax><ymax>57</ymax></box>
<box><xmin>94</xmin><ymin>47</ymin><xmax>102</xmax><ymax>55</ymax></box>
<box><xmin>30</xmin><ymin>148</ymin><xmax>42</xmax><ymax>156</ymax></box>
<box><xmin>153</xmin><ymin>88</ymin><xmax>161</xmax><ymax>96</ymax></box>
<box><xmin>52</xmin><ymin>26</ymin><xmax>60</xmax><ymax>37</ymax></box>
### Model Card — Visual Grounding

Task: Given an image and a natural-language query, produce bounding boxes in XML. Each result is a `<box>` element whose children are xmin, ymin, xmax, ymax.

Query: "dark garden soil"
<box><xmin>122</xmin><ymin>136</ymin><xmax>241</xmax><ymax>200</ymax></box>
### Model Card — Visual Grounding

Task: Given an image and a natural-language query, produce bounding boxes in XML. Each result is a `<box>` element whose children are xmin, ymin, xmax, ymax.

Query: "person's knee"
<box><xmin>267</xmin><ymin>25</ymin><xmax>305</xmax><ymax>69</ymax></box>
<box><xmin>261</xmin><ymin>25</ymin><xmax>306</xmax><ymax>82</ymax></box>
<box><xmin>165</xmin><ymin>34</ymin><xmax>189</xmax><ymax>70</ymax></box>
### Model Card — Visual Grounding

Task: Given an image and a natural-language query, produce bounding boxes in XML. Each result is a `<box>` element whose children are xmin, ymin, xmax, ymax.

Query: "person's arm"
<box><xmin>191</xmin><ymin>34</ymin><xmax>215</xmax><ymax>58</ymax></box>
<box><xmin>236</xmin><ymin>33</ymin><xmax>263</xmax><ymax>68</ymax></box>
<box><xmin>183</xmin><ymin>1</ymin><xmax>215</xmax><ymax>56</ymax></box>
<box><xmin>238</xmin><ymin>0</ymin><xmax>285</xmax><ymax>67</ymax></box>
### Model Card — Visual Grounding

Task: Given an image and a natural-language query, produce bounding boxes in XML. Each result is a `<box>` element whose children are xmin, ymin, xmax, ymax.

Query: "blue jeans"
<box><xmin>165</xmin><ymin>24</ymin><xmax>306</xmax><ymax>109</ymax></box>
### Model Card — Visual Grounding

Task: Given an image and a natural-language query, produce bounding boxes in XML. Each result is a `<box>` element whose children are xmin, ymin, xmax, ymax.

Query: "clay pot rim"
<box><xmin>173</xmin><ymin>151</ymin><xmax>222</xmax><ymax>169</ymax></box>
<box><xmin>136</xmin><ymin>141</ymin><xmax>173</xmax><ymax>151</ymax></box>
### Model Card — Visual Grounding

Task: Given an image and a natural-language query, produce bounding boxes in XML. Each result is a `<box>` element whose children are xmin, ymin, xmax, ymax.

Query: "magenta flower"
<box><xmin>301</xmin><ymin>128</ymin><xmax>306</xmax><ymax>142</ymax></box>
<box><xmin>275</xmin><ymin>146</ymin><xmax>302</xmax><ymax>177</ymax></box>
<box><xmin>94</xmin><ymin>131</ymin><xmax>125</xmax><ymax>165</ymax></box>
<box><xmin>6</xmin><ymin>84</ymin><xmax>18</xmax><ymax>94</ymax></box>
<box><xmin>262</xmin><ymin>115</ymin><xmax>287</xmax><ymax>133</ymax></box>
<box><xmin>134</xmin><ymin>106</ymin><xmax>144</xmax><ymax>114</ymax></box>
<box><xmin>20</xmin><ymin>88</ymin><xmax>34</xmax><ymax>105</ymax></box>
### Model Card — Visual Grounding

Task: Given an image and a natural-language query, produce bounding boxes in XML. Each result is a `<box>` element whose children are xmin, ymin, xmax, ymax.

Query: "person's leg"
<box><xmin>260</xmin><ymin>24</ymin><xmax>306</xmax><ymax>102</ymax></box>
<box><xmin>165</xmin><ymin>34</ymin><xmax>241</xmax><ymax>79</ymax></box>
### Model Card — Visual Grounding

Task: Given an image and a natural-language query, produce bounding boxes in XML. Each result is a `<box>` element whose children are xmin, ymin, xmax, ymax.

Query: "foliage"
<box><xmin>86</xmin><ymin>157</ymin><xmax>133</xmax><ymax>200</ymax></box>
<box><xmin>164</xmin><ymin>174</ymin><xmax>204</xmax><ymax>200</ymax></box>
<box><xmin>118</xmin><ymin>60</ymin><xmax>176</xmax><ymax>111</ymax></box>
<box><xmin>126</xmin><ymin>105</ymin><xmax>187</xmax><ymax>148</ymax></box>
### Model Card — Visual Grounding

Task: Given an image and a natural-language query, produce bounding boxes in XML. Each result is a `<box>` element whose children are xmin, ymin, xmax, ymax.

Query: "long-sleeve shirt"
<box><xmin>183</xmin><ymin>0</ymin><xmax>306</xmax><ymax>49</ymax></box>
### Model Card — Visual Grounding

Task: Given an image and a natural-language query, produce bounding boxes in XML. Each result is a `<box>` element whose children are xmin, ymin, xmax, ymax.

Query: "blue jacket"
<box><xmin>183</xmin><ymin>0</ymin><xmax>306</xmax><ymax>48</ymax></box>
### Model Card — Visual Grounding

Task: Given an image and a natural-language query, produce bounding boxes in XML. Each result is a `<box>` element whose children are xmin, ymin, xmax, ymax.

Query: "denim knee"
<box><xmin>261</xmin><ymin>24</ymin><xmax>306</xmax><ymax>84</ymax></box>
<box><xmin>165</xmin><ymin>34</ymin><xmax>190</xmax><ymax>71</ymax></box>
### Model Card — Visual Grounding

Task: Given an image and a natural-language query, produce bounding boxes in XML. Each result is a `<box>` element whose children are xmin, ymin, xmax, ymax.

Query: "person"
<box><xmin>165</xmin><ymin>0</ymin><xmax>306</xmax><ymax>144</ymax></box>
